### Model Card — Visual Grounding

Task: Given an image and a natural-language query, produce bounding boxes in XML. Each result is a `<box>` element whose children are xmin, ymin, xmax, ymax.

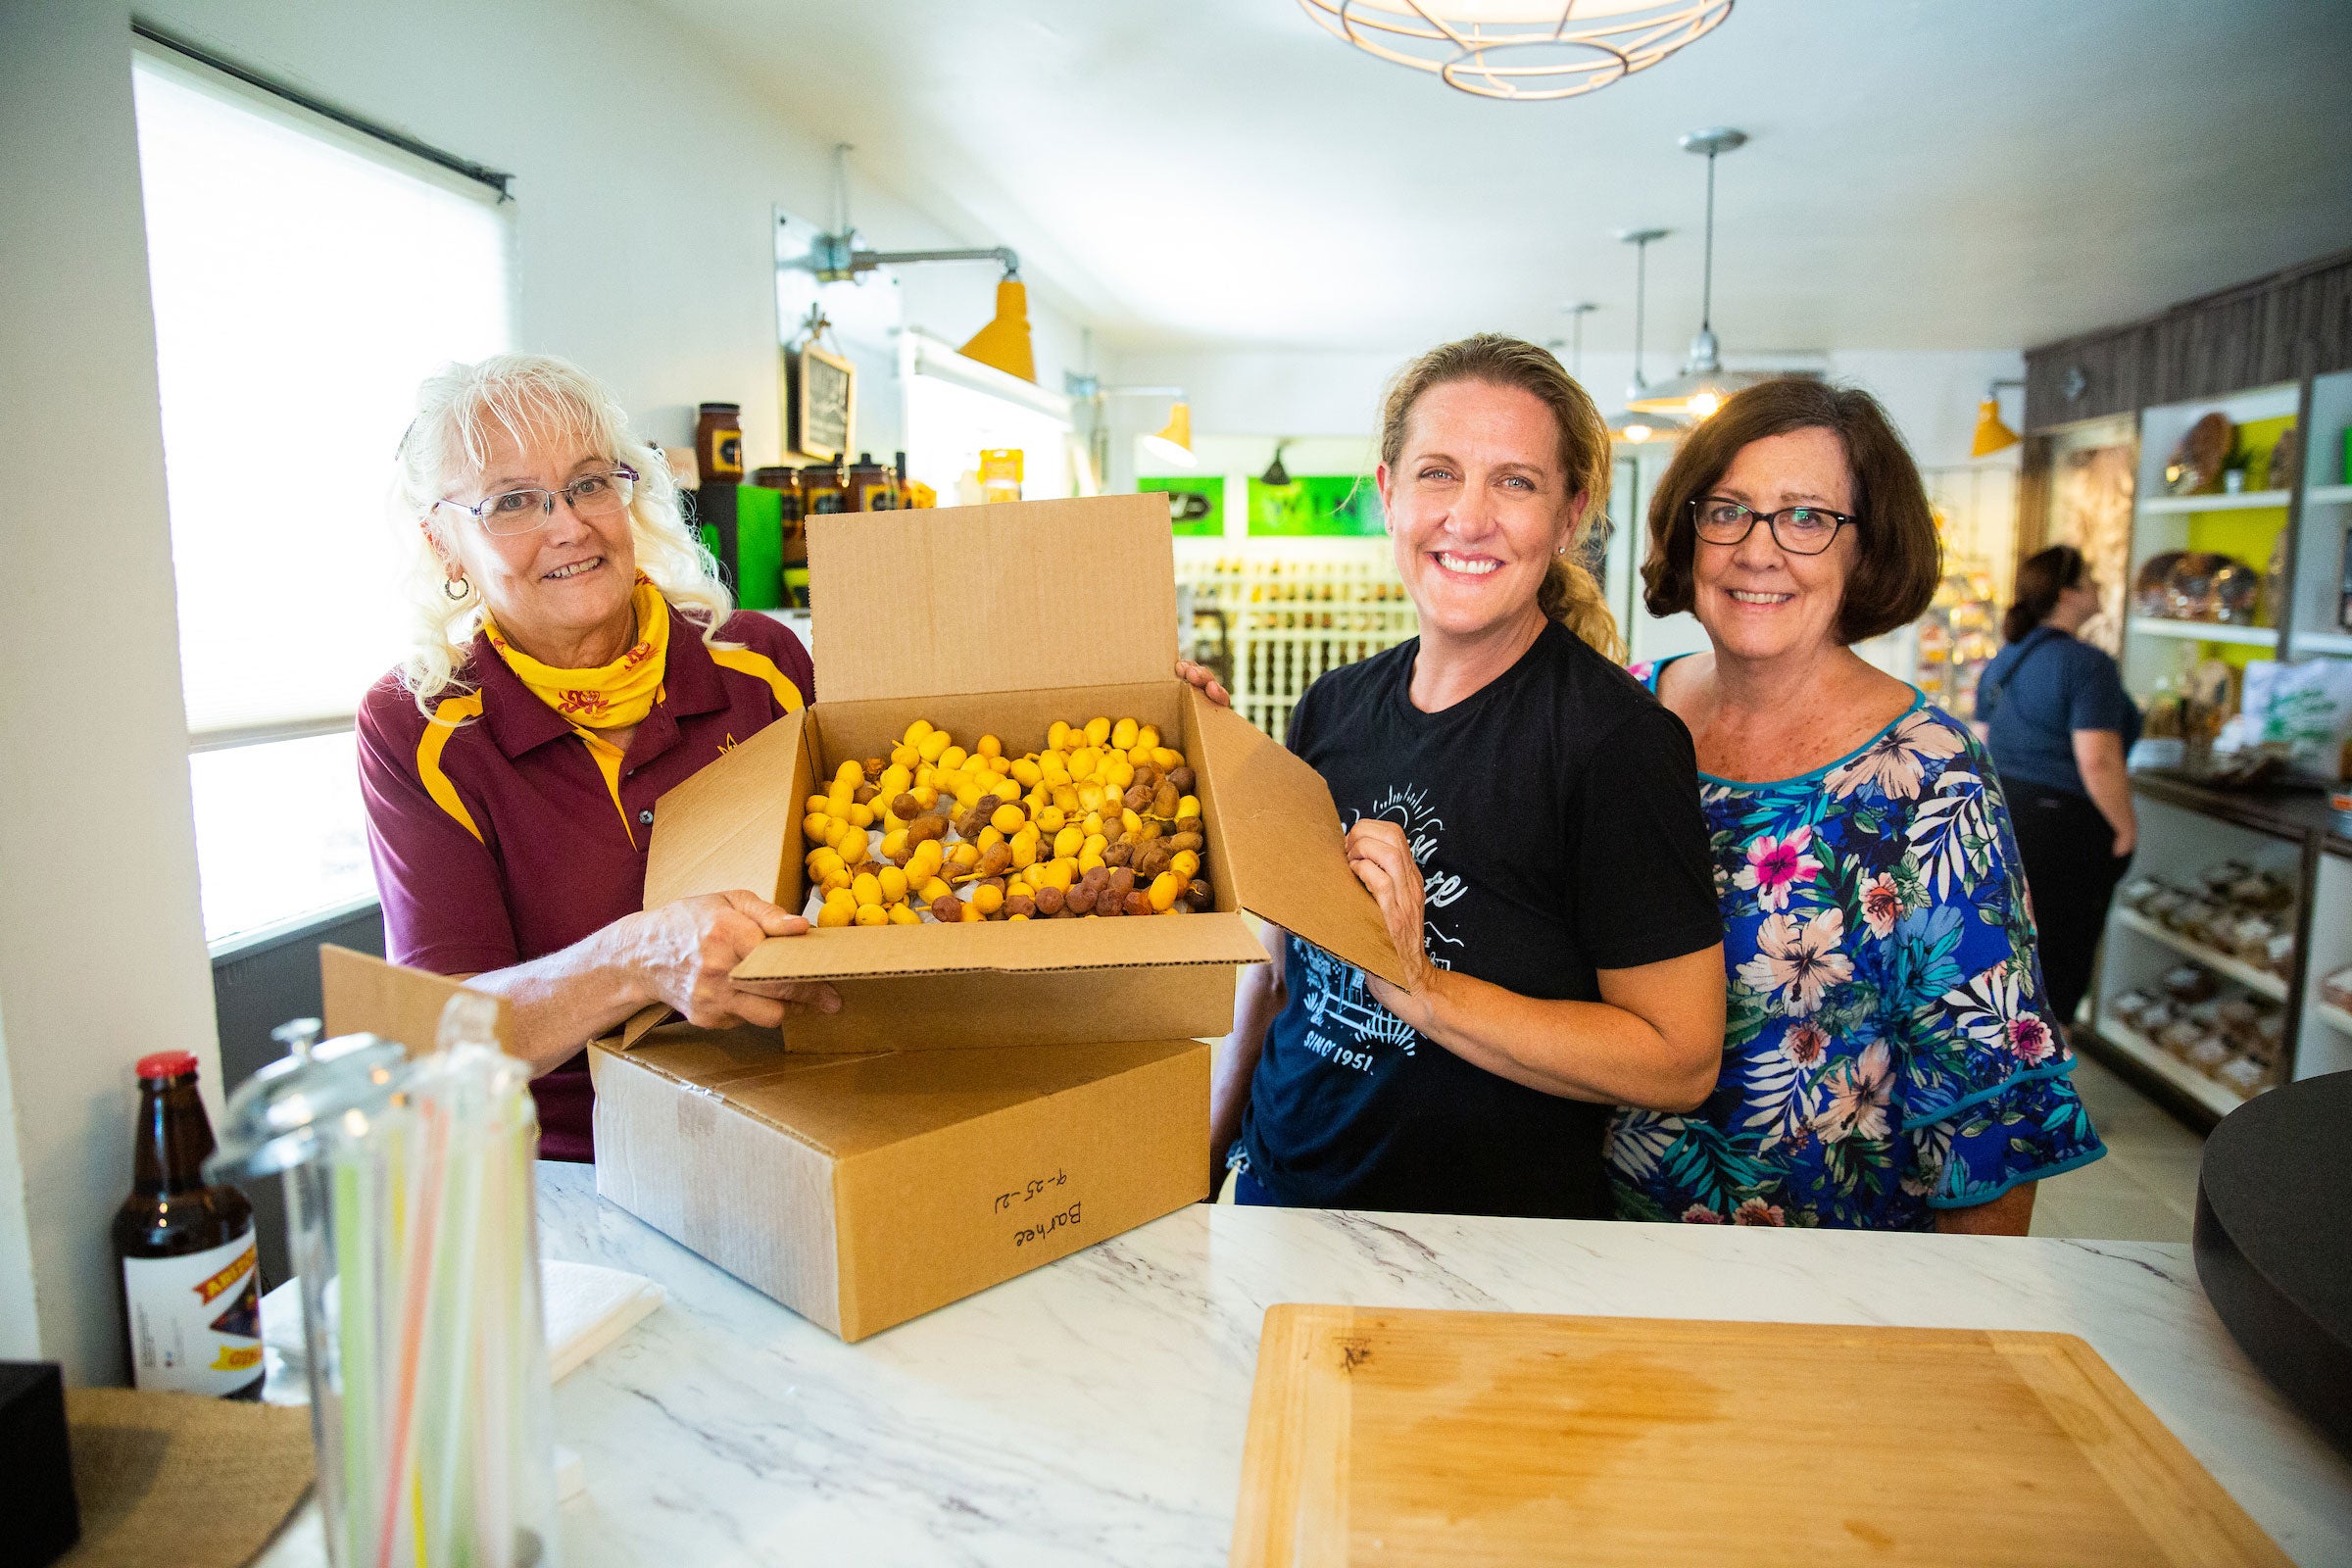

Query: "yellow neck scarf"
<box><xmin>483</xmin><ymin>580</ymin><xmax>670</xmax><ymax>730</ymax></box>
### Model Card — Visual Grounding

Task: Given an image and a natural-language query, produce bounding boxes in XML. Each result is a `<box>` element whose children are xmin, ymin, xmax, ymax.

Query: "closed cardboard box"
<box><xmin>317</xmin><ymin>950</ymin><xmax>1210</xmax><ymax>1344</ymax></box>
<box><xmin>634</xmin><ymin>493</ymin><xmax>1403</xmax><ymax>1054</ymax></box>
<box><xmin>589</xmin><ymin>1024</ymin><xmax>1209</xmax><ymax>1341</ymax></box>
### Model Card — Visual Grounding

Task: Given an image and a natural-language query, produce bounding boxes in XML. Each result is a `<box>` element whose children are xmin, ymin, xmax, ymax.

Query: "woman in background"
<box><xmin>1611</xmin><ymin>378</ymin><xmax>2104</xmax><ymax>1233</ymax></box>
<box><xmin>1977</xmin><ymin>544</ymin><xmax>2140</xmax><ymax>1036</ymax></box>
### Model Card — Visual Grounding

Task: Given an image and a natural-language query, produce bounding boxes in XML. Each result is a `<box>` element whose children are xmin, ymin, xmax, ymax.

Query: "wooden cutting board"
<box><xmin>1230</xmin><ymin>1305</ymin><xmax>2288</xmax><ymax>1567</ymax></box>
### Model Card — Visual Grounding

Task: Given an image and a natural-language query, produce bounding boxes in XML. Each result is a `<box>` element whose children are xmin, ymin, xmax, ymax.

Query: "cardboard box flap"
<box><xmin>319</xmin><ymin>945</ymin><xmax>513</xmax><ymax>1056</ymax></box>
<box><xmin>809</xmin><ymin>496</ymin><xmax>1178</xmax><ymax>705</ymax></box>
<box><xmin>731</xmin><ymin>911</ymin><xmax>1268</xmax><ymax>983</ymax></box>
<box><xmin>644</xmin><ymin>709</ymin><xmax>805</xmax><ymax>907</ymax></box>
<box><xmin>625</xmin><ymin>1035</ymin><xmax>1200</xmax><ymax>1158</ymax></box>
<box><xmin>1186</xmin><ymin>693</ymin><xmax>1410</xmax><ymax>988</ymax></box>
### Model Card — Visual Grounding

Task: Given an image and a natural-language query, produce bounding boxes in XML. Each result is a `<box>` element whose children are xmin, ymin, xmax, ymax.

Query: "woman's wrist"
<box><xmin>1394</xmin><ymin>962</ymin><xmax>1449</xmax><ymax>1037</ymax></box>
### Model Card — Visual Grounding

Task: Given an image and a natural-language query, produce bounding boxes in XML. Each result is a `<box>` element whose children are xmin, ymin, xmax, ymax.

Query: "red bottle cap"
<box><xmin>134</xmin><ymin>1051</ymin><xmax>200</xmax><ymax>1082</ymax></box>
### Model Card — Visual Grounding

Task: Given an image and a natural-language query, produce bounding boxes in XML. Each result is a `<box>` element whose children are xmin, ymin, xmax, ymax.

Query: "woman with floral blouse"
<box><xmin>1609</xmin><ymin>378</ymin><xmax>2104</xmax><ymax>1233</ymax></box>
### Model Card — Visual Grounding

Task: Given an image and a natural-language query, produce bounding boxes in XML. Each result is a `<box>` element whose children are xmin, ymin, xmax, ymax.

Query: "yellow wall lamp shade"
<box><xmin>1970</xmin><ymin>378</ymin><xmax>2024</xmax><ymax>457</ymax></box>
<box><xmin>1970</xmin><ymin>399</ymin><xmax>2020</xmax><ymax>457</ymax></box>
<box><xmin>958</xmin><ymin>276</ymin><xmax>1036</xmax><ymax>383</ymax></box>
<box><xmin>1140</xmin><ymin>401</ymin><xmax>1195</xmax><ymax>468</ymax></box>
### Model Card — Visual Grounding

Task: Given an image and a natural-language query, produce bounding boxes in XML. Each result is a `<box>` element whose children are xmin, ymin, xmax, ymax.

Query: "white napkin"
<box><xmin>261</xmin><ymin>1259</ymin><xmax>664</xmax><ymax>1399</ymax></box>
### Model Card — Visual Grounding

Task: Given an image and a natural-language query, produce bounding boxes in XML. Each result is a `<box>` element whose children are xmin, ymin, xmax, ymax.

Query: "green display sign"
<box><xmin>1138</xmin><ymin>475</ymin><xmax>1223</xmax><ymax>536</ymax></box>
<box><xmin>1249</xmin><ymin>474</ymin><xmax>1382</xmax><ymax>537</ymax></box>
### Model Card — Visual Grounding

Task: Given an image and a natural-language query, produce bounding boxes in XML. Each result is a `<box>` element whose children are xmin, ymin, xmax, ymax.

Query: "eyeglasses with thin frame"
<box><xmin>1690</xmin><ymin>495</ymin><xmax>1857</xmax><ymax>557</ymax></box>
<box><xmin>436</xmin><ymin>465</ymin><xmax>639</xmax><ymax>536</ymax></box>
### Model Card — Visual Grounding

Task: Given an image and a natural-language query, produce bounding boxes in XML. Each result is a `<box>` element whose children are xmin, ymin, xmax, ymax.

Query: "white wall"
<box><xmin>0</xmin><ymin>0</ymin><xmax>220</xmax><ymax>1383</ymax></box>
<box><xmin>136</xmin><ymin>0</ymin><xmax>1085</xmax><ymax>467</ymax></box>
<box><xmin>0</xmin><ymin>0</ymin><xmax>1092</xmax><ymax>1383</ymax></box>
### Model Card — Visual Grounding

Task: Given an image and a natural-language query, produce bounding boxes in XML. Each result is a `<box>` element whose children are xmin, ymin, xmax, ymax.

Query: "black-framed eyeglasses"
<box><xmin>1690</xmin><ymin>496</ymin><xmax>1857</xmax><ymax>557</ymax></box>
<box><xmin>436</xmin><ymin>465</ymin><xmax>639</xmax><ymax>536</ymax></box>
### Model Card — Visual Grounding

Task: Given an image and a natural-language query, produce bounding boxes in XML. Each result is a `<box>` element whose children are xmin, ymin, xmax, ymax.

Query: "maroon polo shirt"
<box><xmin>358</xmin><ymin>607</ymin><xmax>812</xmax><ymax>1160</ymax></box>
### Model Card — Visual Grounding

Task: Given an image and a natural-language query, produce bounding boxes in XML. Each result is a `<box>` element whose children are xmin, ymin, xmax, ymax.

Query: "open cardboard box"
<box><xmin>317</xmin><ymin>947</ymin><xmax>1211</xmax><ymax>1343</ymax></box>
<box><xmin>637</xmin><ymin>493</ymin><xmax>1405</xmax><ymax>1054</ymax></box>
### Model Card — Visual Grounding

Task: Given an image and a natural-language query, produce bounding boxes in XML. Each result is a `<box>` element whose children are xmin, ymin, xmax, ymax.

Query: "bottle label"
<box><xmin>122</xmin><ymin>1230</ymin><xmax>262</xmax><ymax>1396</ymax></box>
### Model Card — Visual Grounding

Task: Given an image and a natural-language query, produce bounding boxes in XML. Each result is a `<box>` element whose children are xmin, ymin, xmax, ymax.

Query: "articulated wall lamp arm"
<box><xmin>808</xmin><ymin>236</ymin><xmax>1019</xmax><ymax>283</ymax></box>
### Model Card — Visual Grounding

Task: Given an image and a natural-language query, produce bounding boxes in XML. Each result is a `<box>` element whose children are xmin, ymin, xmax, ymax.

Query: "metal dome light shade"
<box><xmin>1627</xmin><ymin>127</ymin><xmax>1769</xmax><ymax>420</ymax></box>
<box><xmin>1605</xmin><ymin>228</ymin><xmax>1688</xmax><ymax>444</ymax></box>
<box><xmin>1298</xmin><ymin>0</ymin><xmax>1734</xmax><ymax>102</ymax></box>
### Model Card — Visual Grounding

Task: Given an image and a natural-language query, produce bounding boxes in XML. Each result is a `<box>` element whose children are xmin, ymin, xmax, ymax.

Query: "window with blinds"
<box><xmin>132</xmin><ymin>41</ymin><xmax>512</xmax><ymax>943</ymax></box>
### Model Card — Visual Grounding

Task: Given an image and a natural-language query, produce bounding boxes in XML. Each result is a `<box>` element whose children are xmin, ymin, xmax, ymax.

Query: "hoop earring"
<box><xmin>444</xmin><ymin>575</ymin><xmax>469</xmax><ymax>602</ymax></box>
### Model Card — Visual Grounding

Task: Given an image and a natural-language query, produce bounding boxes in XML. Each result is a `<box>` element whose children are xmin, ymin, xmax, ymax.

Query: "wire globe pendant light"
<box><xmin>1298</xmin><ymin>0</ymin><xmax>1734</xmax><ymax>102</ymax></box>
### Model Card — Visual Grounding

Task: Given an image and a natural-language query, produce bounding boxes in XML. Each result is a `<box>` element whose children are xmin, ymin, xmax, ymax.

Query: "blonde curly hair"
<box><xmin>391</xmin><ymin>353</ymin><xmax>733</xmax><ymax>715</ymax></box>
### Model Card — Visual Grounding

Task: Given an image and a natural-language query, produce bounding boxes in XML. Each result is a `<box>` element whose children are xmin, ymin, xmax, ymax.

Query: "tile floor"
<box><xmin>2028</xmin><ymin>1051</ymin><xmax>2206</xmax><ymax>1243</ymax></box>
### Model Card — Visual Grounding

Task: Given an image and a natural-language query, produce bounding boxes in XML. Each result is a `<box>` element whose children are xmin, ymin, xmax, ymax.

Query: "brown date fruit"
<box><xmin>1095</xmin><ymin>890</ymin><xmax>1124</xmax><ymax>917</ymax></box>
<box><xmin>1175</xmin><ymin>815</ymin><xmax>1202</xmax><ymax>836</ymax></box>
<box><xmin>1152</xmin><ymin>780</ymin><xmax>1181</xmax><ymax>818</ymax></box>
<box><xmin>891</xmin><ymin>792</ymin><xmax>923</xmax><ymax>821</ymax></box>
<box><xmin>906</xmin><ymin>814</ymin><xmax>948</xmax><ymax>844</ymax></box>
<box><xmin>1169</xmin><ymin>831</ymin><xmax>1203</xmax><ymax>853</ymax></box>
<box><xmin>1122</xmin><ymin>890</ymin><xmax>1154</xmax><ymax>917</ymax></box>
<box><xmin>1033</xmin><ymin>885</ymin><xmax>1065</xmax><ymax>916</ymax></box>
<box><xmin>852</xmin><ymin>782</ymin><xmax>878</xmax><ymax>806</ymax></box>
<box><xmin>1168</xmin><ymin>766</ymin><xmax>1196</xmax><ymax>793</ymax></box>
<box><xmin>1186</xmin><ymin>878</ymin><xmax>1212</xmax><ymax>906</ymax></box>
<box><xmin>1106</xmin><ymin>867</ymin><xmax>1137</xmax><ymax>898</ymax></box>
<box><xmin>1104</xmin><ymin>841</ymin><xmax>1134</xmax><ymax>867</ymax></box>
<box><xmin>1065</xmin><ymin>886</ymin><xmax>1098</xmax><ymax>915</ymax></box>
<box><xmin>977</xmin><ymin>843</ymin><xmax>1013</xmax><ymax>877</ymax></box>
<box><xmin>1122</xmin><ymin>782</ymin><xmax>1154</xmax><ymax>811</ymax></box>
<box><xmin>1004</xmin><ymin>893</ymin><xmax>1036</xmax><ymax>919</ymax></box>
<box><xmin>863</xmin><ymin>758</ymin><xmax>887</xmax><ymax>783</ymax></box>
<box><xmin>929</xmin><ymin>895</ymin><xmax>963</xmax><ymax>923</ymax></box>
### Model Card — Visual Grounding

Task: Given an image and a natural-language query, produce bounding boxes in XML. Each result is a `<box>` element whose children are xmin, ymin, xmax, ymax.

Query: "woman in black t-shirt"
<box><xmin>1208</xmin><ymin>334</ymin><xmax>1726</xmax><ymax>1220</ymax></box>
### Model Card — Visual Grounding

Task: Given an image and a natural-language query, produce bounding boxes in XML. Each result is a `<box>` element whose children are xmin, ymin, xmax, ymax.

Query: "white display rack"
<box><xmin>2124</xmin><ymin>616</ymin><xmax>2278</xmax><ymax>647</ymax></box>
<box><xmin>2136</xmin><ymin>489</ymin><xmax>2293</xmax><ymax>514</ymax></box>
<box><xmin>1178</xmin><ymin>556</ymin><xmax>1419</xmax><ymax>739</ymax></box>
<box><xmin>2093</xmin><ymin>1019</ymin><xmax>2254</xmax><ymax>1121</ymax></box>
<box><xmin>2112</xmin><ymin>907</ymin><xmax>2289</xmax><ymax>1003</ymax></box>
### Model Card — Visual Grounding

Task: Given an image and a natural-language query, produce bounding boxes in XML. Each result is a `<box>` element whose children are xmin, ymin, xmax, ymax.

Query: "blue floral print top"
<box><xmin>1607</xmin><ymin>661</ymin><xmax>2105</xmax><ymax>1229</ymax></box>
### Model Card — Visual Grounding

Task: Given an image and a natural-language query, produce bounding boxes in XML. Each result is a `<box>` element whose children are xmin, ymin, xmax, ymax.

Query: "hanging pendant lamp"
<box><xmin>1627</xmin><ymin>127</ymin><xmax>1767</xmax><ymax>420</ymax></box>
<box><xmin>1298</xmin><ymin>1</ymin><xmax>1734</xmax><ymax>102</ymax></box>
<box><xmin>1605</xmin><ymin>228</ymin><xmax>1688</xmax><ymax>443</ymax></box>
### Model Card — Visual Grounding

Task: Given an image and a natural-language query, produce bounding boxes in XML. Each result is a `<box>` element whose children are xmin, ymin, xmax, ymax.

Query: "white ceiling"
<box><xmin>647</xmin><ymin>0</ymin><xmax>2352</xmax><ymax>356</ymax></box>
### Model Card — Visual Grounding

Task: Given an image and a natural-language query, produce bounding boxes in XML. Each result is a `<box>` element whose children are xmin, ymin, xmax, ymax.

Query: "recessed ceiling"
<box><xmin>645</xmin><ymin>0</ymin><xmax>2352</xmax><ymax>356</ymax></box>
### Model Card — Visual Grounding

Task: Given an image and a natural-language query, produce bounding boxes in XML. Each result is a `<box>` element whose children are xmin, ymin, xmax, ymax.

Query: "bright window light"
<box><xmin>132</xmin><ymin>46</ymin><xmax>512</xmax><ymax>943</ymax></box>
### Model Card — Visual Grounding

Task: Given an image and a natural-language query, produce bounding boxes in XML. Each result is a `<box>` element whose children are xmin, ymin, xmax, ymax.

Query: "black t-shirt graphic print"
<box><xmin>1236</xmin><ymin>621</ymin><xmax>1721</xmax><ymax>1219</ymax></box>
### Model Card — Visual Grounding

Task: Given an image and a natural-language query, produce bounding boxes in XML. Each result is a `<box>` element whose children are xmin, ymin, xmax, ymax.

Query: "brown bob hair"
<box><xmin>1379</xmin><ymin>333</ymin><xmax>1623</xmax><ymax>661</ymax></box>
<box><xmin>1640</xmin><ymin>377</ymin><xmax>1941</xmax><ymax>646</ymax></box>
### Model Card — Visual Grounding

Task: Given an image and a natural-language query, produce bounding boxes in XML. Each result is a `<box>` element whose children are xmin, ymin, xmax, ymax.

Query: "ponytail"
<box><xmin>1378</xmin><ymin>332</ymin><xmax>1624</xmax><ymax>662</ymax></box>
<box><xmin>1538</xmin><ymin>553</ymin><xmax>1625</xmax><ymax>662</ymax></box>
<box><xmin>2005</xmin><ymin>544</ymin><xmax>2084</xmax><ymax>644</ymax></box>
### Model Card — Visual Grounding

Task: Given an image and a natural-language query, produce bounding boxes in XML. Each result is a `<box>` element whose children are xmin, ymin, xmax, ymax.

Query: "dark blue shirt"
<box><xmin>1976</xmin><ymin>627</ymin><xmax>2140</xmax><ymax>800</ymax></box>
<box><xmin>1235</xmin><ymin>622</ymin><xmax>1722</xmax><ymax>1219</ymax></box>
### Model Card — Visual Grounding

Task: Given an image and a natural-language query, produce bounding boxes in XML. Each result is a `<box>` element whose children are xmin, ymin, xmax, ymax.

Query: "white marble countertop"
<box><xmin>263</xmin><ymin>1161</ymin><xmax>2352</xmax><ymax>1566</ymax></box>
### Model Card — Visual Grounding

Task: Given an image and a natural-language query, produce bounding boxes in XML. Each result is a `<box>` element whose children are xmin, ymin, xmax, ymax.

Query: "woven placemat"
<box><xmin>61</xmin><ymin>1389</ymin><xmax>313</xmax><ymax>1568</ymax></box>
